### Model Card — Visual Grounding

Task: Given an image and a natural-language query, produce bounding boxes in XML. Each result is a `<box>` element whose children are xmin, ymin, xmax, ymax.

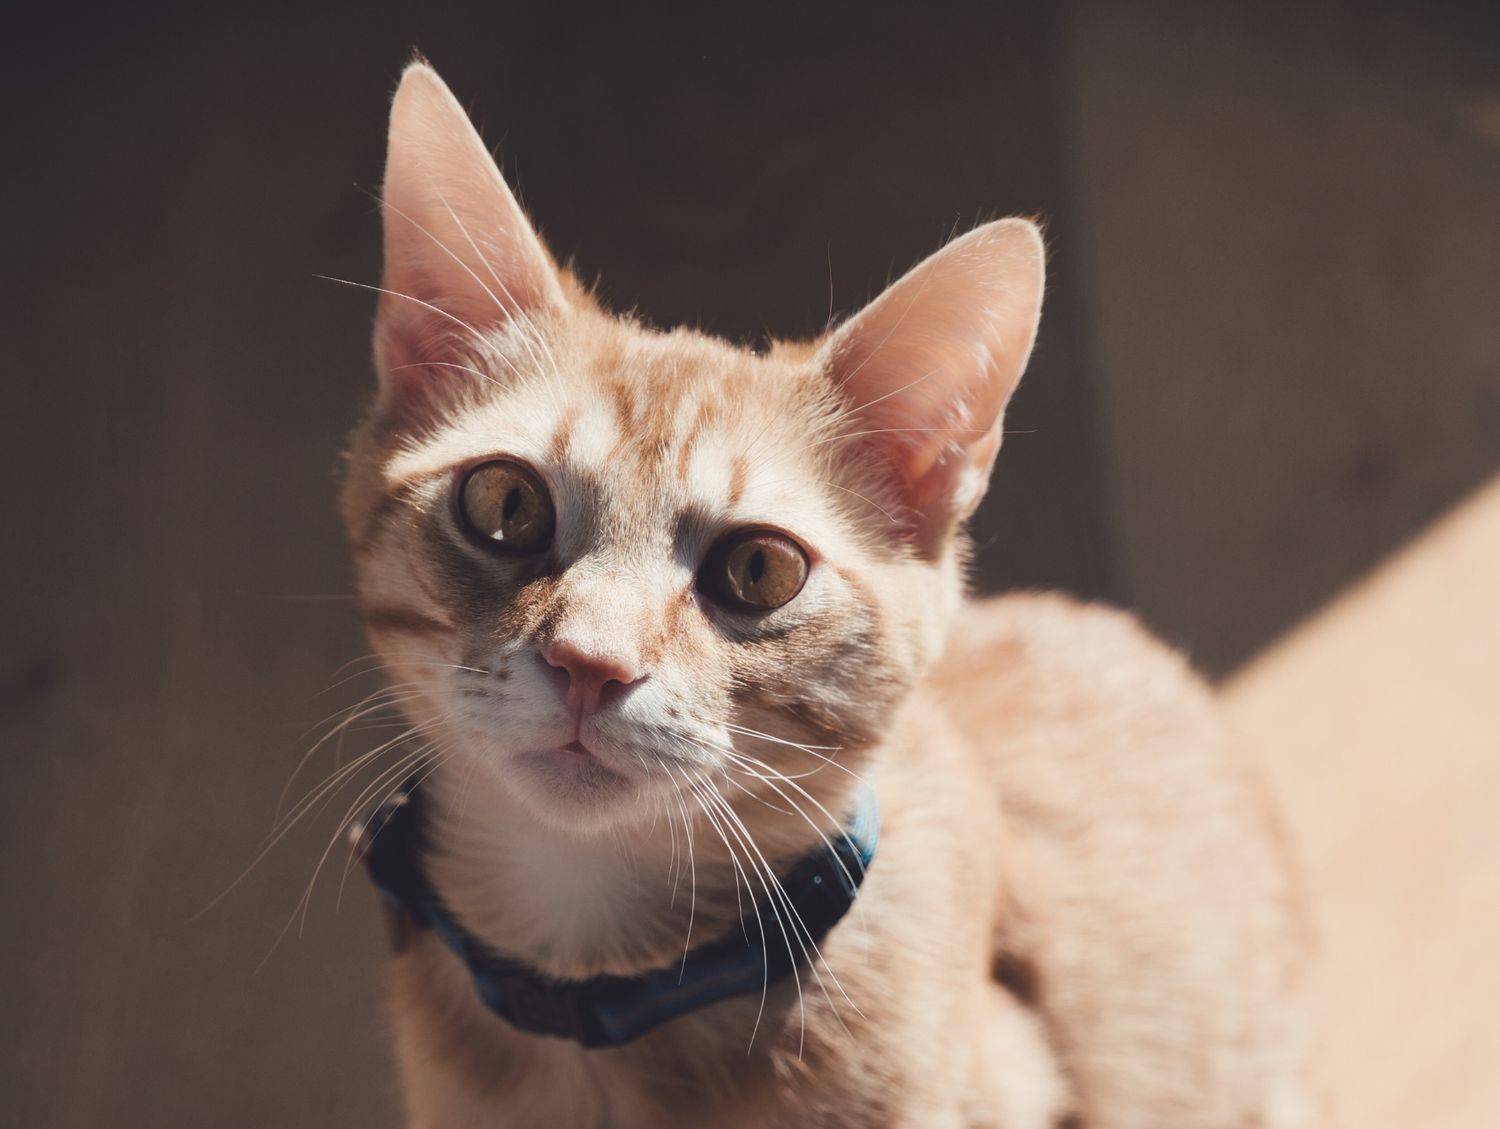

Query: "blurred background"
<box><xmin>2</xmin><ymin>2</ymin><xmax>1497</xmax><ymax>1126</ymax></box>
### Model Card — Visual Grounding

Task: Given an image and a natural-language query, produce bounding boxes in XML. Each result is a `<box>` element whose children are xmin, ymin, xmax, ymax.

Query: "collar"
<box><xmin>352</xmin><ymin>774</ymin><xmax>878</xmax><ymax>1049</ymax></box>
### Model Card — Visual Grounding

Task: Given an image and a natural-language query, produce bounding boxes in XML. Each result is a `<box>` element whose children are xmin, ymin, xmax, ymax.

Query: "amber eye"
<box><xmin>699</xmin><ymin>529</ymin><xmax>810</xmax><ymax>612</ymax></box>
<box><xmin>456</xmin><ymin>460</ymin><xmax>555</xmax><ymax>554</ymax></box>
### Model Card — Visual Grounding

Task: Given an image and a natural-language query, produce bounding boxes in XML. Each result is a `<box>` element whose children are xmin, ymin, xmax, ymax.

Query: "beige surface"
<box><xmin>1224</xmin><ymin>475</ymin><xmax>1500</xmax><ymax>1129</ymax></box>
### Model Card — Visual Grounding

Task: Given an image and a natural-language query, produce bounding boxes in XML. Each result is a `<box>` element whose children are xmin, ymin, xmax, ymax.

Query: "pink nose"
<box><xmin>542</xmin><ymin>639</ymin><xmax>643</xmax><ymax>714</ymax></box>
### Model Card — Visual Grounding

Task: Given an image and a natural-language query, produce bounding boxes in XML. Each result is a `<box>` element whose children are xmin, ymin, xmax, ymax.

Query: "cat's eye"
<box><xmin>456</xmin><ymin>460</ymin><xmax>555</xmax><ymax>554</ymax></box>
<box><xmin>698</xmin><ymin>529</ymin><xmax>810</xmax><ymax>612</ymax></box>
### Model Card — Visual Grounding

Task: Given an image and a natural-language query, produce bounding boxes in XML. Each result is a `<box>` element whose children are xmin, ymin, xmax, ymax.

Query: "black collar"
<box><xmin>353</xmin><ymin>776</ymin><xmax>878</xmax><ymax>1049</ymax></box>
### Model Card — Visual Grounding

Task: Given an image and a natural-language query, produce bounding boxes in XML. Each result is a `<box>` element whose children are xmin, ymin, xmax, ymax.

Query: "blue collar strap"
<box><xmin>354</xmin><ymin>777</ymin><xmax>878</xmax><ymax>1049</ymax></box>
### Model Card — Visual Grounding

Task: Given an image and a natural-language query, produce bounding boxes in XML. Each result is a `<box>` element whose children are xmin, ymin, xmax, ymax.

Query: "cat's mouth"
<box><xmin>510</xmin><ymin>738</ymin><xmax>636</xmax><ymax>806</ymax></box>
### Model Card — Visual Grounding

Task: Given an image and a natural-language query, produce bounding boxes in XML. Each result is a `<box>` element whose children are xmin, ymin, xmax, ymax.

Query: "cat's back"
<box><xmin>937</xmin><ymin>591</ymin><xmax>1262</xmax><ymax>845</ymax></box>
<box><xmin>934</xmin><ymin>593</ymin><xmax>1313</xmax><ymax>1127</ymax></box>
<box><xmin>938</xmin><ymin>591</ymin><xmax>1228</xmax><ymax>802</ymax></box>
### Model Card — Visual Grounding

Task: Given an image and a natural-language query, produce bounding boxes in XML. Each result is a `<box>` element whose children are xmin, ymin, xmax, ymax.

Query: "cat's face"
<box><xmin>342</xmin><ymin>65</ymin><xmax>1043</xmax><ymax>835</ymax></box>
<box><xmin>347</xmin><ymin>319</ymin><xmax>929</xmax><ymax>832</ymax></box>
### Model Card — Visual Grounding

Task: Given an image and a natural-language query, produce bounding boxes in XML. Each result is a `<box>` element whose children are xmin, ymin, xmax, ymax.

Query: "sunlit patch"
<box><xmin>685</xmin><ymin>431</ymin><xmax>735</xmax><ymax>503</ymax></box>
<box><xmin>566</xmin><ymin>403</ymin><xmax>622</xmax><ymax>470</ymax></box>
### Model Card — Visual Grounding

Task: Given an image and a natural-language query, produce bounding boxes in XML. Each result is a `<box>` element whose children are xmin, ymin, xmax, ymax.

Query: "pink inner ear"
<box><xmin>373</xmin><ymin>64</ymin><xmax>566</xmax><ymax>417</ymax></box>
<box><xmin>817</xmin><ymin>219</ymin><xmax>1045</xmax><ymax>553</ymax></box>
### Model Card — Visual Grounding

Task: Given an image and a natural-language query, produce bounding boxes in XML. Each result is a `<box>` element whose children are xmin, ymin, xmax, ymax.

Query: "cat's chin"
<box><xmin>500</xmin><ymin>741</ymin><xmax>647</xmax><ymax>831</ymax></box>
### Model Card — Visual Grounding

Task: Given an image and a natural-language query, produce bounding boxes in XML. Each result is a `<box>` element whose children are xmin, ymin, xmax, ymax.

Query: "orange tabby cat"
<box><xmin>341</xmin><ymin>62</ymin><xmax>1312</xmax><ymax>1128</ymax></box>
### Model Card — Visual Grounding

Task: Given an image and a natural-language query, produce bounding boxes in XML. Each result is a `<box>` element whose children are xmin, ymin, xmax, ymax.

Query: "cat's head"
<box><xmin>342</xmin><ymin>64</ymin><xmax>1044</xmax><ymax>835</ymax></box>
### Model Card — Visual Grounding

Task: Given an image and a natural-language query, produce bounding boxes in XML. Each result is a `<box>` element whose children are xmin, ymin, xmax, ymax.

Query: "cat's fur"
<box><xmin>341</xmin><ymin>63</ymin><xmax>1312</xmax><ymax>1128</ymax></box>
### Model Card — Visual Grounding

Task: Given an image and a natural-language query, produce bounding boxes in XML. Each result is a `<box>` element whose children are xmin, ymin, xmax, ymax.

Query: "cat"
<box><xmin>340</xmin><ymin>61</ymin><xmax>1313</xmax><ymax>1129</ymax></box>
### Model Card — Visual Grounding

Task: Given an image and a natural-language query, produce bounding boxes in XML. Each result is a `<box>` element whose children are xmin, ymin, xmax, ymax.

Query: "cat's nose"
<box><xmin>541</xmin><ymin>639</ymin><xmax>644</xmax><ymax>715</ymax></box>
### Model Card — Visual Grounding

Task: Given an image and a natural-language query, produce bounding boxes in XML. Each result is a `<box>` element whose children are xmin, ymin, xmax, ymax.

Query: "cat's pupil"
<box><xmin>747</xmin><ymin>550</ymin><xmax>766</xmax><ymax>585</ymax></box>
<box><xmin>502</xmin><ymin>487</ymin><xmax>522</xmax><ymax>522</ymax></box>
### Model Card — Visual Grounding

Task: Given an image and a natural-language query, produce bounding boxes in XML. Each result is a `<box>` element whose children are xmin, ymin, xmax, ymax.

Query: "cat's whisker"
<box><xmin>295</xmin><ymin>678</ymin><xmax>428</xmax><ymax>744</ymax></box>
<box><xmin>723</xmin><ymin>723</ymin><xmax>841</xmax><ymax>754</ymax></box>
<box><xmin>665</xmin><ymin>770</ymin><xmax>683</xmax><ymax>896</ymax></box>
<box><xmin>825</xmin><ymin>266</ymin><xmax>934</xmax><ymax>400</ymax></box>
<box><xmin>637</xmin><ymin>754</ymin><xmax>667</xmax><ymax>840</ymax></box>
<box><xmin>256</xmin><ymin>743</ymin><xmax>447</xmax><ymax>973</ymax></box>
<box><xmin>722</xmin><ymin>723</ymin><xmax>867</xmax><ymax>784</ymax></box>
<box><xmin>722</xmin><ymin>754</ymin><xmax>826</xmax><ymax>782</ymax></box>
<box><xmin>682</xmin><ymin>769</ymin><xmax>750</xmax><ymax>942</ymax></box>
<box><xmin>343</xmin><ymin>716</ymin><xmax>436</xmax><ymax>735</ymax></box>
<box><xmin>319</xmin><ymin>650</ymin><xmax>471</xmax><ymax>692</ymax></box>
<box><xmin>276</xmin><ymin>719</ymin><xmax>430</xmax><ymax>839</ymax></box>
<box><xmin>683</xmin><ymin>766</ymin><xmax>771</xmax><ymax>1052</ymax></box>
<box><xmin>298</xmin><ymin>742</ymin><xmax>449</xmax><ymax>937</ymax></box>
<box><xmin>815</xmin><ymin>424</ymin><xmax>992</xmax><ymax>447</ymax></box>
<box><xmin>715</xmin><ymin>748</ymin><xmax>876</xmax><ymax>958</ymax></box>
<box><xmin>661</xmin><ymin>764</ymin><xmax>700</xmax><ymax>973</ymax></box>
<box><xmin>696</xmin><ymin>772</ymin><xmax>864</xmax><ymax>1052</ymax></box>
<box><xmin>325</xmin><ymin>689</ymin><xmax>439</xmax><ymax>790</ymax></box>
<box><xmin>388</xmin><ymin>360</ymin><xmax>506</xmax><ymax>389</ymax></box>
<box><xmin>716</xmin><ymin>751</ymin><xmax>859</xmax><ymax>901</ymax></box>
<box><xmin>291</xmin><ymin>676</ymin><xmax>439</xmax><ymax>756</ymax></box>
<box><xmin>322</xmin><ymin>651</ymin><xmax>389</xmax><ymax>684</ymax></box>
<box><xmin>432</xmin><ymin>188</ymin><xmax>560</xmax><ymax>374</ymax></box>
<box><xmin>386</xmin><ymin>186</ymin><xmax>510</xmax><ymax>323</ymax></box>
<box><xmin>717</xmin><ymin>769</ymin><xmax>799</xmax><ymax>816</ymax></box>
<box><xmin>338</xmin><ymin>740</ymin><xmax>462</xmax><ymax>907</ymax></box>
<box><xmin>361</xmin><ymin>185</ymin><xmax>543</xmax><ymax>392</ymax></box>
<box><xmin>708</xmin><ymin>778</ymin><xmax>863</xmax><ymax>1041</ymax></box>
<box><xmin>276</xmin><ymin>685</ymin><xmax>437</xmax><ymax>824</ymax></box>
<box><xmin>824</xmin><ymin>481</ymin><xmax>902</xmax><ymax>524</ymax></box>
<box><xmin>426</xmin><ymin>184</ymin><xmax>568</xmax><ymax>413</ymax></box>
<box><xmin>315</xmin><ymin>274</ymin><xmax>483</xmax><ymax>342</ymax></box>
<box><xmin>200</xmin><ymin>719</ymin><xmax>439</xmax><ymax>922</ymax></box>
<box><xmin>692</xmin><ymin>773</ymin><xmax>809</xmax><ymax>1056</ymax></box>
<box><xmin>720</xmin><ymin>749</ymin><xmax>866</xmax><ymax>895</ymax></box>
<box><xmin>270</xmin><ymin>709</ymin><xmax>447</xmax><ymax>854</ymax></box>
<box><xmin>830</xmin><ymin>364</ymin><xmax>945</xmax><ymax>425</ymax></box>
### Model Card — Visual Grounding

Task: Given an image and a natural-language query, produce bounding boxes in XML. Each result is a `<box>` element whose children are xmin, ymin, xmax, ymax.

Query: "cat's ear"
<box><xmin>817</xmin><ymin>219</ymin><xmax>1044</xmax><ymax>557</ymax></box>
<box><xmin>373</xmin><ymin>62</ymin><xmax>566</xmax><ymax>414</ymax></box>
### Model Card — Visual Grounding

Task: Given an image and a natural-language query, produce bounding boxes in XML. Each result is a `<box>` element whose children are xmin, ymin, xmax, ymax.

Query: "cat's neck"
<box><xmin>420</xmin><ymin>757</ymin><xmax>860</xmax><ymax>981</ymax></box>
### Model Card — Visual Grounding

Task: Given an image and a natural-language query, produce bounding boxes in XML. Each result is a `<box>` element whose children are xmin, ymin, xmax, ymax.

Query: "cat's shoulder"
<box><xmin>938</xmin><ymin>590</ymin><xmax>1208</xmax><ymax>711</ymax></box>
<box><xmin>932</xmin><ymin>590</ymin><xmax>1233</xmax><ymax>801</ymax></box>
